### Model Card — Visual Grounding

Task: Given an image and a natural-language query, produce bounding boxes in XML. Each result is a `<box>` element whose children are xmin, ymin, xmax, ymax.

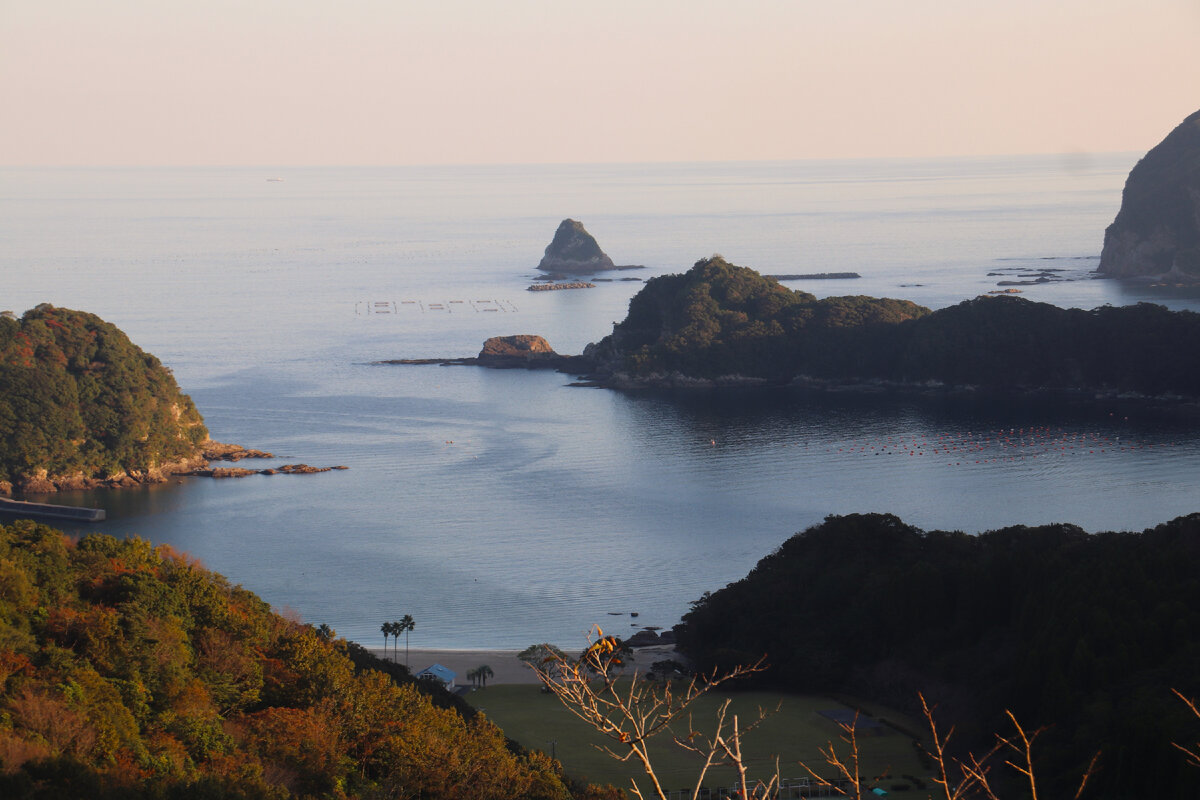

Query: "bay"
<box><xmin>3</xmin><ymin>155</ymin><xmax>1200</xmax><ymax>649</ymax></box>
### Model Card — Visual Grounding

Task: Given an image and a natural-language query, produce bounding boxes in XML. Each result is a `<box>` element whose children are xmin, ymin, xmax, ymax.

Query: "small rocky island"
<box><xmin>377</xmin><ymin>334</ymin><xmax>587</xmax><ymax>371</ymax></box>
<box><xmin>536</xmin><ymin>219</ymin><xmax>643</xmax><ymax>275</ymax></box>
<box><xmin>1098</xmin><ymin>108</ymin><xmax>1200</xmax><ymax>281</ymax></box>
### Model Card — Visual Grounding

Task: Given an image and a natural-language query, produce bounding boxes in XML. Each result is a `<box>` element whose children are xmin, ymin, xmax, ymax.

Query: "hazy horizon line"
<box><xmin>0</xmin><ymin>149</ymin><xmax>1143</xmax><ymax>171</ymax></box>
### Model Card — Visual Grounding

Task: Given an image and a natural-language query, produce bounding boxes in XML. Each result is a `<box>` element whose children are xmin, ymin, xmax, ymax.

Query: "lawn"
<box><xmin>465</xmin><ymin>682</ymin><xmax>934</xmax><ymax>794</ymax></box>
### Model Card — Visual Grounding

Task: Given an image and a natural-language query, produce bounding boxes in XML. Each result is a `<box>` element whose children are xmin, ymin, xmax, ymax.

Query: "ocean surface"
<box><xmin>4</xmin><ymin>155</ymin><xmax>1200</xmax><ymax>650</ymax></box>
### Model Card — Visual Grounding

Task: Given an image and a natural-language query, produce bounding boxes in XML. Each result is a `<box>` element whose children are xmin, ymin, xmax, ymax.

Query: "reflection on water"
<box><xmin>22</xmin><ymin>370</ymin><xmax>1199</xmax><ymax>650</ymax></box>
<box><xmin>4</xmin><ymin>157</ymin><xmax>1199</xmax><ymax>649</ymax></box>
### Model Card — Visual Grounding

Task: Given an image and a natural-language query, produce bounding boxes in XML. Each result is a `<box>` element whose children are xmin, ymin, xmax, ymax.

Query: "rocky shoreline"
<box><xmin>382</xmin><ymin>336</ymin><xmax>1200</xmax><ymax>411</ymax></box>
<box><xmin>0</xmin><ymin>441</ymin><xmax>348</xmax><ymax>497</ymax></box>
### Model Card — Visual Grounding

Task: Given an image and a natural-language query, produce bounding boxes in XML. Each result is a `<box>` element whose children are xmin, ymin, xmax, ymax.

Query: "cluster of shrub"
<box><xmin>673</xmin><ymin>512</ymin><xmax>1200</xmax><ymax>799</ymax></box>
<box><xmin>586</xmin><ymin>256</ymin><xmax>1200</xmax><ymax>397</ymax></box>
<box><xmin>0</xmin><ymin>520</ymin><xmax>606</xmax><ymax>799</ymax></box>
<box><xmin>0</xmin><ymin>305</ymin><xmax>209</xmax><ymax>487</ymax></box>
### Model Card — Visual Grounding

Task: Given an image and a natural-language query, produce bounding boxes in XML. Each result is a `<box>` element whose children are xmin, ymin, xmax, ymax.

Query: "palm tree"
<box><xmin>398</xmin><ymin>614</ymin><xmax>415</xmax><ymax>669</ymax></box>
<box><xmin>466</xmin><ymin>667</ymin><xmax>479</xmax><ymax>688</ymax></box>
<box><xmin>380</xmin><ymin>621</ymin><xmax>394</xmax><ymax>660</ymax></box>
<box><xmin>476</xmin><ymin>664</ymin><xmax>494</xmax><ymax>688</ymax></box>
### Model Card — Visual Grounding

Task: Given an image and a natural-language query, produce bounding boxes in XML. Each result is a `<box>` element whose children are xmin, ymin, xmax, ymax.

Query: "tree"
<box><xmin>380</xmin><ymin>620</ymin><xmax>394</xmax><ymax>661</ymax></box>
<box><xmin>528</xmin><ymin>626</ymin><xmax>768</xmax><ymax>800</ymax></box>
<box><xmin>476</xmin><ymin>664</ymin><xmax>494</xmax><ymax>688</ymax></box>
<box><xmin>397</xmin><ymin>614</ymin><xmax>415</xmax><ymax>669</ymax></box>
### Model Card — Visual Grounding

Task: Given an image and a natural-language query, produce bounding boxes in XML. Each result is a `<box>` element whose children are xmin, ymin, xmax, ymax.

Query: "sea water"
<box><xmin>3</xmin><ymin>155</ymin><xmax>1200</xmax><ymax>649</ymax></box>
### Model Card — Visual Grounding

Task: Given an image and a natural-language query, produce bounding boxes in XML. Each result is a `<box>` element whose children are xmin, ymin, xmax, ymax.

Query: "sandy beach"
<box><xmin>370</xmin><ymin>645</ymin><xmax>681</xmax><ymax>687</ymax></box>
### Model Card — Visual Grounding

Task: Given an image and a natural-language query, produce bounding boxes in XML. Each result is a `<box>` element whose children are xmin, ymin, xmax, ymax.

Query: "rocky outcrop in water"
<box><xmin>189</xmin><ymin>463</ymin><xmax>348</xmax><ymax>479</ymax></box>
<box><xmin>537</xmin><ymin>219</ymin><xmax>615</xmax><ymax>272</ymax></box>
<box><xmin>1099</xmin><ymin>109</ymin><xmax>1200</xmax><ymax>280</ymax></box>
<box><xmin>201</xmin><ymin>442</ymin><xmax>275</xmax><ymax>461</ymax></box>
<box><xmin>376</xmin><ymin>335</ymin><xmax>591</xmax><ymax>372</ymax></box>
<box><xmin>478</xmin><ymin>334</ymin><xmax>554</xmax><ymax>359</ymax></box>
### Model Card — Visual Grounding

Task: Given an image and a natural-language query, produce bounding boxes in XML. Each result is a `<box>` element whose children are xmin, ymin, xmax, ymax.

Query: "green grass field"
<box><xmin>466</xmin><ymin>682</ymin><xmax>933</xmax><ymax>794</ymax></box>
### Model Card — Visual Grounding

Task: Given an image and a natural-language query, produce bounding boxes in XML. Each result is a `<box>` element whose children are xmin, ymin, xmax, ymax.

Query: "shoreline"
<box><xmin>370</xmin><ymin>645</ymin><xmax>681</xmax><ymax>687</ymax></box>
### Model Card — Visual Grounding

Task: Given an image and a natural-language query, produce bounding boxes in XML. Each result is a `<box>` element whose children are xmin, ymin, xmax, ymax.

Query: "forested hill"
<box><xmin>582</xmin><ymin>256</ymin><xmax>1200</xmax><ymax>397</ymax></box>
<box><xmin>0</xmin><ymin>520</ymin><xmax>575</xmax><ymax>799</ymax></box>
<box><xmin>582</xmin><ymin>256</ymin><xmax>927</xmax><ymax>381</ymax></box>
<box><xmin>0</xmin><ymin>305</ymin><xmax>208</xmax><ymax>493</ymax></box>
<box><xmin>674</xmin><ymin>513</ymin><xmax>1200</xmax><ymax>799</ymax></box>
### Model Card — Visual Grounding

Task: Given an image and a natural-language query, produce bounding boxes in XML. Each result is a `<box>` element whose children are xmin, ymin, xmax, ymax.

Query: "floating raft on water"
<box><xmin>0</xmin><ymin>498</ymin><xmax>106</xmax><ymax>522</ymax></box>
<box><xmin>527</xmin><ymin>281</ymin><xmax>596</xmax><ymax>291</ymax></box>
<box><xmin>765</xmin><ymin>272</ymin><xmax>861</xmax><ymax>280</ymax></box>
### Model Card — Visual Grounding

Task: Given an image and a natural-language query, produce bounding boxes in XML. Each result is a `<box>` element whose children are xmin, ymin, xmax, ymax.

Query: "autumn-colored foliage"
<box><xmin>0</xmin><ymin>305</ymin><xmax>209</xmax><ymax>488</ymax></box>
<box><xmin>0</xmin><ymin>520</ymin><xmax>573</xmax><ymax>799</ymax></box>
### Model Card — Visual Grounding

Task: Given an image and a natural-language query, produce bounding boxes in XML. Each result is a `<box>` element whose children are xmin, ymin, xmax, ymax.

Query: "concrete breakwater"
<box><xmin>0</xmin><ymin>498</ymin><xmax>105</xmax><ymax>522</ymax></box>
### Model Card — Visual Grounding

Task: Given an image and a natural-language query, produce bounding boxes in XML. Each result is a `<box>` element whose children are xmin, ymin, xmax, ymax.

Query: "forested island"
<box><xmin>578</xmin><ymin>255</ymin><xmax>1200</xmax><ymax>398</ymax></box>
<box><xmin>0</xmin><ymin>306</ymin><xmax>209</xmax><ymax>495</ymax></box>
<box><xmin>674</xmin><ymin>512</ymin><xmax>1200</xmax><ymax>799</ymax></box>
<box><xmin>0</xmin><ymin>520</ymin><xmax>582</xmax><ymax>799</ymax></box>
<box><xmin>0</xmin><ymin>305</ymin><xmax>340</xmax><ymax>498</ymax></box>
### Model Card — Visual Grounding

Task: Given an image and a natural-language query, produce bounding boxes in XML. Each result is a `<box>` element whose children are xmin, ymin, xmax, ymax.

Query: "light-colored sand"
<box><xmin>372</xmin><ymin>649</ymin><xmax>540</xmax><ymax>685</ymax></box>
<box><xmin>369</xmin><ymin>645</ymin><xmax>681</xmax><ymax>687</ymax></box>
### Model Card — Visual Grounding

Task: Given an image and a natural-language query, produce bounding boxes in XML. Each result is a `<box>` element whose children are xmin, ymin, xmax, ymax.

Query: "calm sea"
<box><xmin>4</xmin><ymin>156</ymin><xmax>1200</xmax><ymax>649</ymax></box>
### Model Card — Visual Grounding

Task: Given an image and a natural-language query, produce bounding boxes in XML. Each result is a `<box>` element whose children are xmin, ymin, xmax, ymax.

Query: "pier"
<box><xmin>0</xmin><ymin>498</ymin><xmax>106</xmax><ymax>523</ymax></box>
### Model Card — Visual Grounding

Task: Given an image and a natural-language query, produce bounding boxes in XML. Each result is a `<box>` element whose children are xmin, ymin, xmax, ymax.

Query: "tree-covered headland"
<box><xmin>584</xmin><ymin>256</ymin><xmax>1200</xmax><ymax>397</ymax></box>
<box><xmin>0</xmin><ymin>520</ymin><xmax>576</xmax><ymax>799</ymax></box>
<box><xmin>0</xmin><ymin>305</ymin><xmax>209</xmax><ymax>494</ymax></box>
<box><xmin>674</xmin><ymin>512</ymin><xmax>1200</xmax><ymax>799</ymax></box>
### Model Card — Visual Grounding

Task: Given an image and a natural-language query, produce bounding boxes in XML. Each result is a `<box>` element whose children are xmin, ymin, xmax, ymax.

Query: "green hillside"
<box><xmin>674</xmin><ymin>513</ymin><xmax>1200</xmax><ymax>799</ymax></box>
<box><xmin>0</xmin><ymin>520</ymin><xmax>573</xmax><ymax>799</ymax></box>
<box><xmin>0</xmin><ymin>305</ymin><xmax>208</xmax><ymax>492</ymax></box>
<box><xmin>584</xmin><ymin>256</ymin><xmax>1200</xmax><ymax>397</ymax></box>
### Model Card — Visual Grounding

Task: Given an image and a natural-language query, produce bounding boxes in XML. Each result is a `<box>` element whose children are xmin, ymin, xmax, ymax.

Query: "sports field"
<box><xmin>466</xmin><ymin>683</ymin><xmax>933</xmax><ymax>794</ymax></box>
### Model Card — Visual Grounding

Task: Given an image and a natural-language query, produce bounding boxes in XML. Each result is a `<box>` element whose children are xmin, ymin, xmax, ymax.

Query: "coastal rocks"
<box><xmin>202</xmin><ymin>441</ymin><xmax>275</xmax><ymax>461</ymax></box>
<box><xmin>5</xmin><ymin>453</ymin><xmax>212</xmax><ymax>496</ymax></box>
<box><xmin>190</xmin><ymin>464</ymin><xmax>348</xmax><ymax>479</ymax></box>
<box><xmin>274</xmin><ymin>464</ymin><xmax>349</xmax><ymax>474</ymax></box>
<box><xmin>194</xmin><ymin>467</ymin><xmax>259</xmax><ymax>479</ymax></box>
<box><xmin>537</xmin><ymin>219</ymin><xmax>616</xmax><ymax>273</ymax></box>
<box><xmin>376</xmin><ymin>335</ymin><xmax>594</xmax><ymax>373</ymax></box>
<box><xmin>479</xmin><ymin>334</ymin><xmax>556</xmax><ymax>358</ymax></box>
<box><xmin>1099</xmin><ymin>108</ymin><xmax>1200</xmax><ymax>280</ymax></box>
<box><xmin>474</xmin><ymin>335</ymin><xmax>577</xmax><ymax>370</ymax></box>
<box><xmin>625</xmin><ymin>628</ymin><xmax>677</xmax><ymax>648</ymax></box>
<box><xmin>0</xmin><ymin>441</ymin><xmax>346</xmax><ymax>496</ymax></box>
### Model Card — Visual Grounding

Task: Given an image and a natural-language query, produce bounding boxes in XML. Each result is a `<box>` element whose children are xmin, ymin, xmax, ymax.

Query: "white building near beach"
<box><xmin>415</xmin><ymin>663</ymin><xmax>456</xmax><ymax>690</ymax></box>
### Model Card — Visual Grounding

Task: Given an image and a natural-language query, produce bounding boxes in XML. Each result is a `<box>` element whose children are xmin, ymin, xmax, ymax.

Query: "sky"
<box><xmin>2</xmin><ymin>0</ymin><xmax>1198</xmax><ymax>166</ymax></box>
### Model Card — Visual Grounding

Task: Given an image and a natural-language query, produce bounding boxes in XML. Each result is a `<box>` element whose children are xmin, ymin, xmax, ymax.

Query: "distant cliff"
<box><xmin>0</xmin><ymin>305</ymin><xmax>210</xmax><ymax>494</ymax></box>
<box><xmin>1099</xmin><ymin>109</ymin><xmax>1200</xmax><ymax>279</ymax></box>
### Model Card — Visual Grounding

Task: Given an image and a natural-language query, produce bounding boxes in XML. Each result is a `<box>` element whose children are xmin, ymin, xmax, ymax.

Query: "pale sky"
<box><xmin>2</xmin><ymin>0</ymin><xmax>1198</xmax><ymax>166</ymax></box>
